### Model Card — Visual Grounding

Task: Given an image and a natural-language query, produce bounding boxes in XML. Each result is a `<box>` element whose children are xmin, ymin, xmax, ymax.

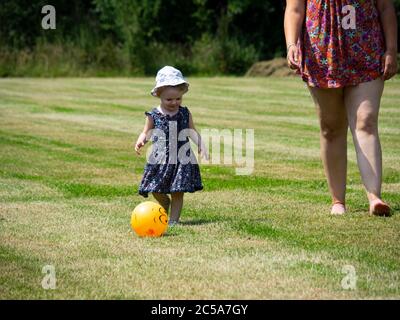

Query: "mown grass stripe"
<box><xmin>232</xmin><ymin>220</ymin><xmax>400</xmax><ymax>272</ymax></box>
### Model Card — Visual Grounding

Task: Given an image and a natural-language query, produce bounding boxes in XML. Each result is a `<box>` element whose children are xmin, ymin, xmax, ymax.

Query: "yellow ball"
<box><xmin>130</xmin><ymin>201</ymin><xmax>168</xmax><ymax>237</ymax></box>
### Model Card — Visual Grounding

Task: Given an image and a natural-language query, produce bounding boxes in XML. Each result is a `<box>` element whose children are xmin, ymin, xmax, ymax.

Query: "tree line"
<box><xmin>0</xmin><ymin>0</ymin><xmax>399</xmax><ymax>76</ymax></box>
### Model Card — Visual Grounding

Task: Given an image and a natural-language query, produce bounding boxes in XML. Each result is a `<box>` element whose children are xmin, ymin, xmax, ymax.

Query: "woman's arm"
<box><xmin>377</xmin><ymin>0</ymin><xmax>398</xmax><ymax>80</ymax></box>
<box><xmin>134</xmin><ymin>115</ymin><xmax>154</xmax><ymax>155</ymax></box>
<box><xmin>188</xmin><ymin>112</ymin><xmax>209</xmax><ymax>160</ymax></box>
<box><xmin>284</xmin><ymin>0</ymin><xmax>306</xmax><ymax>70</ymax></box>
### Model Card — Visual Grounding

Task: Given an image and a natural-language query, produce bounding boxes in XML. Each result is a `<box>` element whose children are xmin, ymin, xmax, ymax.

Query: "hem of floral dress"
<box><xmin>139</xmin><ymin>186</ymin><xmax>204</xmax><ymax>198</ymax></box>
<box><xmin>300</xmin><ymin>71</ymin><xmax>383</xmax><ymax>89</ymax></box>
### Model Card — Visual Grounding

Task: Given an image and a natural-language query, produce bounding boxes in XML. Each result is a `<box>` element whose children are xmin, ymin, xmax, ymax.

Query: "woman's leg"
<box><xmin>169</xmin><ymin>192</ymin><xmax>184</xmax><ymax>223</ymax></box>
<box><xmin>152</xmin><ymin>192</ymin><xmax>171</xmax><ymax>213</ymax></box>
<box><xmin>308</xmin><ymin>86</ymin><xmax>348</xmax><ymax>212</ymax></box>
<box><xmin>344</xmin><ymin>78</ymin><xmax>390</xmax><ymax>215</ymax></box>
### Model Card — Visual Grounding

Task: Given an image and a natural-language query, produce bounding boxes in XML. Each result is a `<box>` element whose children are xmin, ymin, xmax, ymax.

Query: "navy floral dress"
<box><xmin>138</xmin><ymin>106</ymin><xmax>203</xmax><ymax>197</ymax></box>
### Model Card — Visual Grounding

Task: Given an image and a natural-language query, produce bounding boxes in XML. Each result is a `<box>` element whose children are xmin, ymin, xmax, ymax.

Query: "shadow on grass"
<box><xmin>179</xmin><ymin>219</ymin><xmax>214</xmax><ymax>226</ymax></box>
<box><xmin>160</xmin><ymin>218</ymin><xmax>219</xmax><ymax>236</ymax></box>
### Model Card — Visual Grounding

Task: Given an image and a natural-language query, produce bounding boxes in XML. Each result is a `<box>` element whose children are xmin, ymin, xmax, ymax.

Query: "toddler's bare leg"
<box><xmin>152</xmin><ymin>192</ymin><xmax>171</xmax><ymax>213</ymax></box>
<box><xmin>170</xmin><ymin>192</ymin><xmax>184</xmax><ymax>223</ymax></box>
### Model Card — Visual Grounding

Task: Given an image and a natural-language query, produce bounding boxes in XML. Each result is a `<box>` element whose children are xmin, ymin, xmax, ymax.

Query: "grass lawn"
<box><xmin>0</xmin><ymin>76</ymin><xmax>399</xmax><ymax>299</ymax></box>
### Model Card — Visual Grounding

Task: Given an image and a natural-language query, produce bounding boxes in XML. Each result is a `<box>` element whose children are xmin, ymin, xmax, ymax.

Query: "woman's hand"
<box><xmin>287</xmin><ymin>44</ymin><xmax>300</xmax><ymax>71</ymax></box>
<box><xmin>284</xmin><ymin>0</ymin><xmax>305</xmax><ymax>71</ymax></box>
<box><xmin>376</xmin><ymin>0</ymin><xmax>398</xmax><ymax>80</ymax></box>
<box><xmin>382</xmin><ymin>51</ymin><xmax>398</xmax><ymax>80</ymax></box>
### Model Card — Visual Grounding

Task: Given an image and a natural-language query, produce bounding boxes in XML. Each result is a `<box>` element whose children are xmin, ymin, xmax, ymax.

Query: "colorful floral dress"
<box><xmin>138</xmin><ymin>106</ymin><xmax>203</xmax><ymax>197</ymax></box>
<box><xmin>299</xmin><ymin>0</ymin><xmax>385</xmax><ymax>88</ymax></box>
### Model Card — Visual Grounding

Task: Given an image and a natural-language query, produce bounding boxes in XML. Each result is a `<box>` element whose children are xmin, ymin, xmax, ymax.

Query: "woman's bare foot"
<box><xmin>331</xmin><ymin>202</ymin><xmax>346</xmax><ymax>215</ymax></box>
<box><xmin>369</xmin><ymin>199</ymin><xmax>391</xmax><ymax>217</ymax></box>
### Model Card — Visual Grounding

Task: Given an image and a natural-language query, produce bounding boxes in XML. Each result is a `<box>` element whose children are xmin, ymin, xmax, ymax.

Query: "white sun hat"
<box><xmin>151</xmin><ymin>66</ymin><xmax>189</xmax><ymax>97</ymax></box>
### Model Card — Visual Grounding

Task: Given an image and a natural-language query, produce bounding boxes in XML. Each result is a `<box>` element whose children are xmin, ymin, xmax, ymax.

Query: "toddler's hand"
<box><xmin>135</xmin><ymin>141</ymin><xmax>145</xmax><ymax>155</ymax></box>
<box><xmin>199</xmin><ymin>147</ymin><xmax>209</xmax><ymax>161</ymax></box>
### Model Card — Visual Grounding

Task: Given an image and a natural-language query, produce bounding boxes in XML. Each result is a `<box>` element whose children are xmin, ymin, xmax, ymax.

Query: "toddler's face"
<box><xmin>159</xmin><ymin>87</ymin><xmax>183</xmax><ymax>111</ymax></box>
